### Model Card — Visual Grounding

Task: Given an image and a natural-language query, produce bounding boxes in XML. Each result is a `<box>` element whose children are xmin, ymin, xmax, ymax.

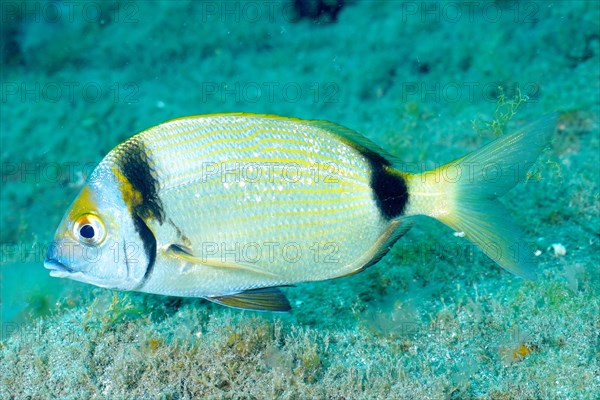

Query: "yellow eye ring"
<box><xmin>73</xmin><ymin>214</ymin><xmax>106</xmax><ymax>246</ymax></box>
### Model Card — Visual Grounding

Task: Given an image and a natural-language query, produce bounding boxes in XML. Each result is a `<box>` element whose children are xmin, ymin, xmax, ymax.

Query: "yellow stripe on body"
<box><xmin>160</xmin><ymin>176</ymin><xmax>374</xmax><ymax>235</ymax></box>
<box><xmin>141</xmin><ymin>116</ymin><xmax>370</xmax><ymax>192</ymax></box>
<box><xmin>155</xmin><ymin>122</ymin><xmax>343</xmax><ymax>155</ymax></box>
<box><xmin>164</xmin><ymin>206</ymin><xmax>372</xmax><ymax>244</ymax></box>
<box><xmin>143</xmin><ymin>119</ymin><xmax>283</xmax><ymax>156</ymax></box>
<box><xmin>221</xmin><ymin>202</ymin><xmax>370</xmax><ymax>224</ymax></box>
<box><xmin>164</xmin><ymin>164</ymin><xmax>366</xmax><ymax>194</ymax></box>
<box><xmin>159</xmin><ymin>129</ymin><xmax>354</xmax><ymax>162</ymax></box>
<box><xmin>142</xmin><ymin>114</ymin><xmax>316</xmax><ymax>151</ymax></box>
<box><xmin>144</xmin><ymin>116</ymin><xmax>363</xmax><ymax>167</ymax></box>
<box><xmin>165</xmin><ymin>136</ymin><xmax>357</xmax><ymax>174</ymax></box>
<box><xmin>147</xmin><ymin>123</ymin><xmax>260</xmax><ymax>156</ymax></box>
<box><xmin>152</xmin><ymin>141</ymin><xmax>369</xmax><ymax>193</ymax></box>
<box><xmin>156</xmin><ymin>125</ymin><xmax>288</xmax><ymax>155</ymax></box>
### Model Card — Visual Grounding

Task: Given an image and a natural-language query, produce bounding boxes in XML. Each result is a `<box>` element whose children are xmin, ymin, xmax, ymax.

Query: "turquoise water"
<box><xmin>1</xmin><ymin>1</ymin><xmax>598</xmax><ymax>398</ymax></box>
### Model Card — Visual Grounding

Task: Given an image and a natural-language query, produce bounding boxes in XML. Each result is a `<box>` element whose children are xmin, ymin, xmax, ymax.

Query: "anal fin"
<box><xmin>207</xmin><ymin>287</ymin><xmax>291</xmax><ymax>312</ymax></box>
<box><xmin>341</xmin><ymin>218</ymin><xmax>413</xmax><ymax>277</ymax></box>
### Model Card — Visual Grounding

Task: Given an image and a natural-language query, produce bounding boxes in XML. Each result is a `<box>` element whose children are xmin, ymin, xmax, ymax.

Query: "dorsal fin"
<box><xmin>305</xmin><ymin>119</ymin><xmax>397</xmax><ymax>165</ymax></box>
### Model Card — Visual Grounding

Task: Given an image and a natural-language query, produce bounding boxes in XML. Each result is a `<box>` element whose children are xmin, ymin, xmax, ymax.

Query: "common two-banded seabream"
<box><xmin>44</xmin><ymin>113</ymin><xmax>556</xmax><ymax>311</ymax></box>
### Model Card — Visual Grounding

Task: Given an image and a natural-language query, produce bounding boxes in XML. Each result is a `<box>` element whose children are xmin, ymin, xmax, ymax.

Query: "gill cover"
<box><xmin>45</xmin><ymin>147</ymin><xmax>157</xmax><ymax>290</ymax></box>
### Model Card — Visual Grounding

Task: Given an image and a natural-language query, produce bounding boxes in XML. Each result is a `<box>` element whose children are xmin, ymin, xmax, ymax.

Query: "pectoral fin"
<box><xmin>207</xmin><ymin>287</ymin><xmax>291</xmax><ymax>312</ymax></box>
<box><xmin>165</xmin><ymin>244</ymin><xmax>280</xmax><ymax>277</ymax></box>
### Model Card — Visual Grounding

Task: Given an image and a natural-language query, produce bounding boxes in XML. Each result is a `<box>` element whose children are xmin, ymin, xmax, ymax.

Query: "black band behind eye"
<box><xmin>80</xmin><ymin>224</ymin><xmax>95</xmax><ymax>239</ymax></box>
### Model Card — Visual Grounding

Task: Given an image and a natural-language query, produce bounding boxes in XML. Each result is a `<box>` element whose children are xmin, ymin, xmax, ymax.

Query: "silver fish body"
<box><xmin>45</xmin><ymin>113</ymin><xmax>556</xmax><ymax>311</ymax></box>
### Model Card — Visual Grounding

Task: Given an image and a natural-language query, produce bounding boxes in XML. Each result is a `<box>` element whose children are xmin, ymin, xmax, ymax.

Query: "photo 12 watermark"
<box><xmin>2</xmin><ymin>161</ymin><xmax>97</xmax><ymax>186</ymax></box>
<box><xmin>1</xmin><ymin>81</ymin><xmax>140</xmax><ymax>104</ymax></box>
<box><xmin>198</xmin><ymin>1</ymin><xmax>296</xmax><ymax>23</ymax></box>
<box><xmin>199</xmin><ymin>161</ymin><xmax>341</xmax><ymax>185</ymax></box>
<box><xmin>399</xmin><ymin>2</ymin><xmax>541</xmax><ymax>24</ymax></box>
<box><xmin>1</xmin><ymin>1</ymin><xmax>139</xmax><ymax>24</ymax></box>
<box><xmin>1</xmin><ymin>159</ymin><xmax>545</xmax><ymax>187</ymax></box>
<box><xmin>1</xmin><ymin>237</ymin><xmax>548</xmax><ymax>267</ymax></box>
<box><xmin>199</xmin><ymin>81</ymin><xmax>340</xmax><ymax>104</ymax></box>
<box><xmin>399</xmin><ymin>81</ymin><xmax>540</xmax><ymax>104</ymax></box>
<box><xmin>0</xmin><ymin>240</ymin><xmax>343</xmax><ymax>266</ymax></box>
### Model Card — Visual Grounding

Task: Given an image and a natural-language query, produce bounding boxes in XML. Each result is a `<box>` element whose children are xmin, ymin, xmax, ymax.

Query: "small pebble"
<box><xmin>549</xmin><ymin>243</ymin><xmax>566</xmax><ymax>257</ymax></box>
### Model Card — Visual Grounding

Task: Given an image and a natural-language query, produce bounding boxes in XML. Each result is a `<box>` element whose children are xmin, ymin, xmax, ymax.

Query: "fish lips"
<box><xmin>44</xmin><ymin>258</ymin><xmax>74</xmax><ymax>278</ymax></box>
<box><xmin>43</xmin><ymin>256</ymin><xmax>114</xmax><ymax>288</ymax></box>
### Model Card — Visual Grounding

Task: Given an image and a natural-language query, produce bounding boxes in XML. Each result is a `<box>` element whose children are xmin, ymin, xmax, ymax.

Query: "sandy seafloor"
<box><xmin>0</xmin><ymin>0</ymin><xmax>598</xmax><ymax>398</ymax></box>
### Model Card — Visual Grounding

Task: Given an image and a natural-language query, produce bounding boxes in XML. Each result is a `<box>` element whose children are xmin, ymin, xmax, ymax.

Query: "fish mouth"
<box><xmin>44</xmin><ymin>258</ymin><xmax>74</xmax><ymax>277</ymax></box>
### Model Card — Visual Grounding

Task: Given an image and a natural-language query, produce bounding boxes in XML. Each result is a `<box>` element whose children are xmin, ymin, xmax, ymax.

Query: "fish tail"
<box><xmin>403</xmin><ymin>114</ymin><xmax>557</xmax><ymax>279</ymax></box>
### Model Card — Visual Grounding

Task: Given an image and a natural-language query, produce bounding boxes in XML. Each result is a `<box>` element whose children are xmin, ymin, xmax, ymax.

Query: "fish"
<box><xmin>44</xmin><ymin>113</ymin><xmax>557</xmax><ymax>311</ymax></box>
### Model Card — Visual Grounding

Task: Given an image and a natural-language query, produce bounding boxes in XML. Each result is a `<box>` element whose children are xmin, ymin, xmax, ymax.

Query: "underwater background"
<box><xmin>0</xmin><ymin>0</ymin><xmax>598</xmax><ymax>398</ymax></box>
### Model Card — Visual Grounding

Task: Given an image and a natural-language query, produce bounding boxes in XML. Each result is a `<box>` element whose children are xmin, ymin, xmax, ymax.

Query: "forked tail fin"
<box><xmin>403</xmin><ymin>115</ymin><xmax>557</xmax><ymax>279</ymax></box>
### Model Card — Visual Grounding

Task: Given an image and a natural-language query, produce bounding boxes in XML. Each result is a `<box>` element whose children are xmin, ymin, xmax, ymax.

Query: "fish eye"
<box><xmin>73</xmin><ymin>214</ymin><xmax>106</xmax><ymax>245</ymax></box>
<box><xmin>80</xmin><ymin>224</ymin><xmax>95</xmax><ymax>239</ymax></box>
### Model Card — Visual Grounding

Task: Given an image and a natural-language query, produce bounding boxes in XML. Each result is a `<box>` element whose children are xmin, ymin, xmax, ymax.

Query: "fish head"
<box><xmin>44</xmin><ymin>169</ymin><xmax>151</xmax><ymax>290</ymax></box>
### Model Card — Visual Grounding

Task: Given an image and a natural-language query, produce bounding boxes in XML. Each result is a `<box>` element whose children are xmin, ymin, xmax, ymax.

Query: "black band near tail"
<box><xmin>368</xmin><ymin>160</ymin><xmax>409</xmax><ymax>220</ymax></box>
